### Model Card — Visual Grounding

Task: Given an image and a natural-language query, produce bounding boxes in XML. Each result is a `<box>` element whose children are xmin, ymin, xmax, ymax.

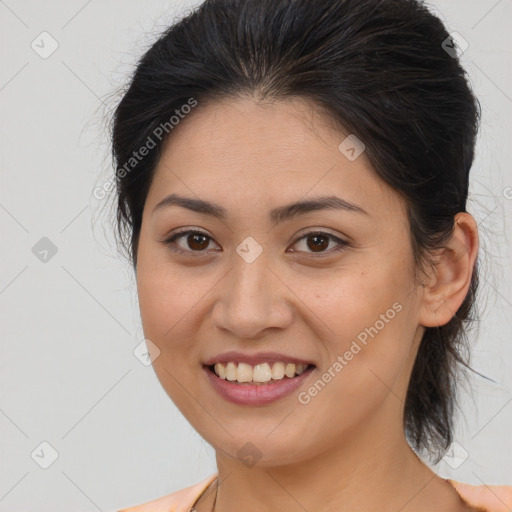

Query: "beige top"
<box><xmin>117</xmin><ymin>474</ymin><xmax>512</xmax><ymax>512</ymax></box>
<box><xmin>118</xmin><ymin>473</ymin><xmax>218</xmax><ymax>512</ymax></box>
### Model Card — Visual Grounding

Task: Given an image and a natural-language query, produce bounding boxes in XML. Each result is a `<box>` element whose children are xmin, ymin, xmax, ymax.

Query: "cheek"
<box><xmin>136</xmin><ymin>258</ymin><xmax>207</xmax><ymax>413</ymax></box>
<box><xmin>301</xmin><ymin>261</ymin><xmax>411</xmax><ymax>347</ymax></box>
<box><xmin>136</xmin><ymin>246</ymin><xmax>204</xmax><ymax>345</ymax></box>
<box><xmin>297</xmin><ymin>259</ymin><xmax>416</xmax><ymax>400</ymax></box>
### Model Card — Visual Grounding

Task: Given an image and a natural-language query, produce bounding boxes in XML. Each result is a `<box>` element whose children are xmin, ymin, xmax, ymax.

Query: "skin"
<box><xmin>448</xmin><ymin>481</ymin><xmax>512</xmax><ymax>512</ymax></box>
<box><xmin>135</xmin><ymin>95</ymin><xmax>479</xmax><ymax>512</ymax></box>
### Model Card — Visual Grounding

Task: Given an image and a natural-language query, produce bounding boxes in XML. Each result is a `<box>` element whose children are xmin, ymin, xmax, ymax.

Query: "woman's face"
<box><xmin>136</xmin><ymin>96</ymin><xmax>427</xmax><ymax>466</ymax></box>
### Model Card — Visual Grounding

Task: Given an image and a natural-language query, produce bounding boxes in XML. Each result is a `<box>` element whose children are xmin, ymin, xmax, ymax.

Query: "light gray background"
<box><xmin>0</xmin><ymin>1</ymin><xmax>511</xmax><ymax>510</ymax></box>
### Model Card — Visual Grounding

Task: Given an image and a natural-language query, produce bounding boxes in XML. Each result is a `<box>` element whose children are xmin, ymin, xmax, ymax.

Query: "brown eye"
<box><xmin>306</xmin><ymin>233</ymin><xmax>330</xmax><ymax>252</ymax></box>
<box><xmin>162</xmin><ymin>229</ymin><xmax>217</xmax><ymax>255</ymax></box>
<box><xmin>290</xmin><ymin>231</ymin><xmax>349</xmax><ymax>256</ymax></box>
<box><xmin>161</xmin><ymin>229</ymin><xmax>349</xmax><ymax>257</ymax></box>
<box><xmin>186</xmin><ymin>233</ymin><xmax>210</xmax><ymax>251</ymax></box>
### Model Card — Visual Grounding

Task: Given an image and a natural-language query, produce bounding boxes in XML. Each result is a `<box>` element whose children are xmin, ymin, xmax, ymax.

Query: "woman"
<box><xmin>110</xmin><ymin>0</ymin><xmax>511</xmax><ymax>510</ymax></box>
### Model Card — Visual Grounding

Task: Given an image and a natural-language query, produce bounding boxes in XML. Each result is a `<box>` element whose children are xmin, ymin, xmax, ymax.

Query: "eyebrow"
<box><xmin>152</xmin><ymin>193</ymin><xmax>368</xmax><ymax>224</ymax></box>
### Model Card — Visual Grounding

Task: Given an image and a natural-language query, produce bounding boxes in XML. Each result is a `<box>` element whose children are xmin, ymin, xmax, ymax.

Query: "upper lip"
<box><xmin>203</xmin><ymin>351</ymin><xmax>316</xmax><ymax>367</ymax></box>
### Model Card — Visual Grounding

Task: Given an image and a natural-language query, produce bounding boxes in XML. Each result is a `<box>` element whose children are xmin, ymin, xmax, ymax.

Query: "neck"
<box><xmin>211</xmin><ymin>415</ymin><xmax>463</xmax><ymax>512</ymax></box>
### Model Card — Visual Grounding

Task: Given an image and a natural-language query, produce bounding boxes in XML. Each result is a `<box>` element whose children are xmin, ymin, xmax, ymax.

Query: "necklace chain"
<box><xmin>209</xmin><ymin>478</ymin><xmax>219</xmax><ymax>512</ymax></box>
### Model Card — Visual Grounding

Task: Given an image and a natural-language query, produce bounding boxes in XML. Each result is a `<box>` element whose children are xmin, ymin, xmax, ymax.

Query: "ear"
<box><xmin>418</xmin><ymin>212</ymin><xmax>479</xmax><ymax>328</ymax></box>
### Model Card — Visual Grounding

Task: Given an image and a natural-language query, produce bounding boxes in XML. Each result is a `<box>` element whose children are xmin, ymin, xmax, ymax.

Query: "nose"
<box><xmin>211</xmin><ymin>251</ymin><xmax>293</xmax><ymax>339</ymax></box>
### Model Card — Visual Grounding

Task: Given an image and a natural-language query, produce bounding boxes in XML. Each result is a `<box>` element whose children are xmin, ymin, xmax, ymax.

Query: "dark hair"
<box><xmin>109</xmin><ymin>0</ymin><xmax>481</xmax><ymax>463</ymax></box>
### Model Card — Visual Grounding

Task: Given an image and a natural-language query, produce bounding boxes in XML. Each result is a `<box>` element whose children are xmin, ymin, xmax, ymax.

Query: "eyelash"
<box><xmin>161</xmin><ymin>228</ymin><xmax>350</xmax><ymax>258</ymax></box>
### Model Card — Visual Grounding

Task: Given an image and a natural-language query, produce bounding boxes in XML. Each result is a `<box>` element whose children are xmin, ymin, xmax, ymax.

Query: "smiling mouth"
<box><xmin>206</xmin><ymin>362</ymin><xmax>316</xmax><ymax>385</ymax></box>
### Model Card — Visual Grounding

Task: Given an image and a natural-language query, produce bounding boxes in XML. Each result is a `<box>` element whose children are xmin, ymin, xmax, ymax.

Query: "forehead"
<box><xmin>148</xmin><ymin>96</ymin><xmax>403</xmax><ymax>218</ymax></box>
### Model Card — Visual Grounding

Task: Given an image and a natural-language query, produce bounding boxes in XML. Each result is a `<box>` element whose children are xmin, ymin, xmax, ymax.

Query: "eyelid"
<box><xmin>161</xmin><ymin>227</ymin><xmax>350</xmax><ymax>257</ymax></box>
<box><xmin>160</xmin><ymin>228</ymin><xmax>218</xmax><ymax>255</ymax></box>
<box><xmin>290</xmin><ymin>230</ymin><xmax>349</xmax><ymax>255</ymax></box>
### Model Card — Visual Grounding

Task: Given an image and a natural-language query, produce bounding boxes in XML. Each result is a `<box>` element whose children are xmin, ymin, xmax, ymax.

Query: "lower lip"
<box><xmin>203</xmin><ymin>365</ymin><xmax>315</xmax><ymax>406</ymax></box>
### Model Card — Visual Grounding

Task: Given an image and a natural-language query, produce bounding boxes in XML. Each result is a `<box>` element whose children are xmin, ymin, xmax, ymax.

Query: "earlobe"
<box><xmin>418</xmin><ymin>212</ymin><xmax>479</xmax><ymax>328</ymax></box>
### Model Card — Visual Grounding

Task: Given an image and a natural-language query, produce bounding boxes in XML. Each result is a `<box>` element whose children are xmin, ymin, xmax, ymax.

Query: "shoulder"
<box><xmin>448</xmin><ymin>479</ymin><xmax>512</xmax><ymax>512</ymax></box>
<box><xmin>117</xmin><ymin>473</ymin><xmax>218</xmax><ymax>512</ymax></box>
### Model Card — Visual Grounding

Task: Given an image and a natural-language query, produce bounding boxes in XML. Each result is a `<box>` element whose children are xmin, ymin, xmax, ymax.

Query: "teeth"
<box><xmin>237</xmin><ymin>362</ymin><xmax>253</xmax><ymax>382</ymax></box>
<box><xmin>253</xmin><ymin>363</ymin><xmax>272</xmax><ymax>382</ymax></box>
<box><xmin>225</xmin><ymin>362</ymin><xmax>237</xmax><ymax>381</ymax></box>
<box><xmin>285</xmin><ymin>363</ymin><xmax>296</xmax><ymax>378</ymax></box>
<box><xmin>271</xmin><ymin>362</ymin><xmax>285</xmax><ymax>380</ymax></box>
<box><xmin>212</xmin><ymin>362</ymin><xmax>310</xmax><ymax>383</ymax></box>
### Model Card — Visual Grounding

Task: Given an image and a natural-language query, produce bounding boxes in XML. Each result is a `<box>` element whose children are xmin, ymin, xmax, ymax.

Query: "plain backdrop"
<box><xmin>0</xmin><ymin>1</ymin><xmax>511</xmax><ymax>510</ymax></box>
